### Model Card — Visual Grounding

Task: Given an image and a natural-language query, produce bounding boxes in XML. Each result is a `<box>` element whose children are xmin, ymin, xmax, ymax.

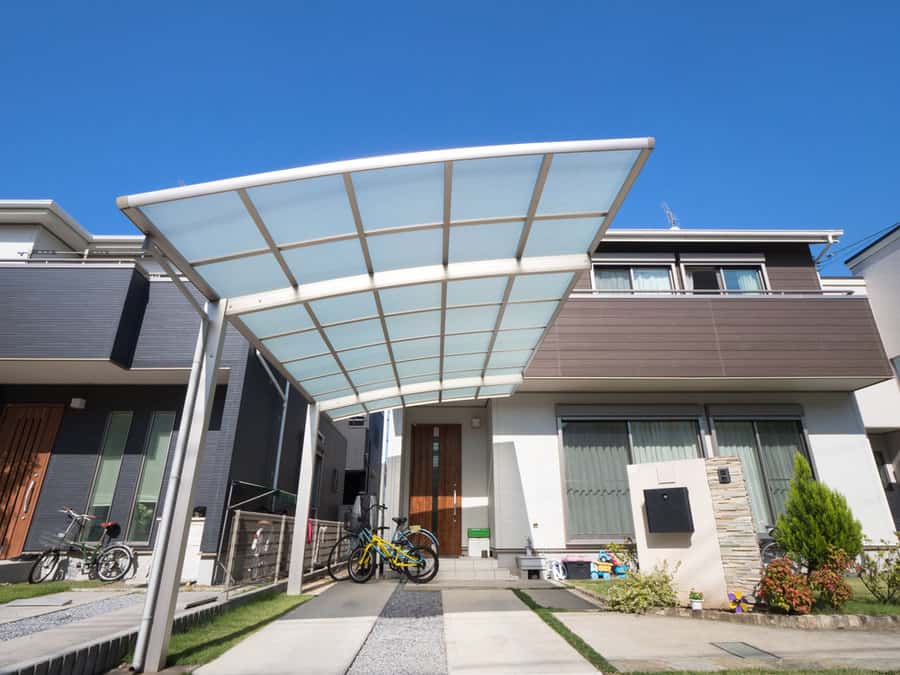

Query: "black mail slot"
<box><xmin>644</xmin><ymin>487</ymin><xmax>694</xmax><ymax>533</ymax></box>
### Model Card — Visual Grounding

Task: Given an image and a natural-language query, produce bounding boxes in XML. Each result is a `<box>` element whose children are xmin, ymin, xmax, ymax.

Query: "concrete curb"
<box><xmin>652</xmin><ymin>606</ymin><xmax>900</xmax><ymax>632</ymax></box>
<box><xmin>3</xmin><ymin>582</ymin><xmax>288</xmax><ymax>675</ymax></box>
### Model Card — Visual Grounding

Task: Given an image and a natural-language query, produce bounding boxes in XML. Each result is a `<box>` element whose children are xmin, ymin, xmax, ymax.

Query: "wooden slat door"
<box><xmin>408</xmin><ymin>424</ymin><xmax>434</xmax><ymax>532</ymax></box>
<box><xmin>436</xmin><ymin>424</ymin><xmax>462</xmax><ymax>556</ymax></box>
<box><xmin>408</xmin><ymin>423</ymin><xmax>462</xmax><ymax>556</ymax></box>
<box><xmin>0</xmin><ymin>405</ymin><xmax>64</xmax><ymax>559</ymax></box>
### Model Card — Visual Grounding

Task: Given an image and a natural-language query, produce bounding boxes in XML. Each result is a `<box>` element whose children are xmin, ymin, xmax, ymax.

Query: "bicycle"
<box><xmin>29</xmin><ymin>507</ymin><xmax>136</xmax><ymax>584</ymax></box>
<box><xmin>347</xmin><ymin>521</ymin><xmax>438</xmax><ymax>584</ymax></box>
<box><xmin>326</xmin><ymin>503</ymin><xmax>439</xmax><ymax>582</ymax></box>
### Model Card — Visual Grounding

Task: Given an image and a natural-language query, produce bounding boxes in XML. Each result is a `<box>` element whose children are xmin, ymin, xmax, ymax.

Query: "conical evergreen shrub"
<box><xmin>775</xmin><ymin>453</ymin><xmax>863</xmax><ymax>572</ymax></box>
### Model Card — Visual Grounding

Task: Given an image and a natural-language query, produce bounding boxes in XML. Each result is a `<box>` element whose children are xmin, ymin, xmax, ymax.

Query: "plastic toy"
<box><xmin>728</xmin><ymin>591</ymin><xmax>750</xmax><ymax>613</ymax></box>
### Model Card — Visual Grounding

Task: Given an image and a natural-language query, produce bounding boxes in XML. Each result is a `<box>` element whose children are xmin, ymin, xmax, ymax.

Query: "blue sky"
<box><xmin>2</xmin><ymin>2</ymin><xmax>898</xmax><ymax>274</ymax></box>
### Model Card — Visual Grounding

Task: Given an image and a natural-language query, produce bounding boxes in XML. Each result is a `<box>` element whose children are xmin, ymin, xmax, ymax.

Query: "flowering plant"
<box><xmin>688</xmin><ymin>589</ymin><xmax>703</xmax><ymax>600</ymax></box>
<box><xmin>758</xmin><ymin>557</ymin><xmax>814</xmax><ymax>614</ymax></box>
<box><xmin>810</xmin><ymin>548</ymin><xmax>853</xmax><ymax>610</ymax></box>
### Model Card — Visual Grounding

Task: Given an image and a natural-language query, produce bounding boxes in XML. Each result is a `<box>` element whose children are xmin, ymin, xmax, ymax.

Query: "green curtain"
<box><xmin>715</xmin><ymin>420</ymin><xmax>773</xmax><ymax>531</ymax></box>
<box><xmin>85</xmin><ymin>412</ymin><xmax>132</xmax><ymax>540</ymax></box>
<box><xmin>630</xmin><ymin>420</ymin><xmax>701</xmax><ymax>463</ymax></box>
<box><xmin>757</xmin><ymin>421</ymin><xmax>805</xmax><ymax>518</ymax></box>
<box><xmin>562</xmin><ymin>421</ymin><xmax>632</xmax><ymax>536</ymax></box>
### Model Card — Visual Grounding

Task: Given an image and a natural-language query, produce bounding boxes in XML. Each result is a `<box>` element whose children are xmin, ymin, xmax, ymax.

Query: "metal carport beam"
<box><xmin>224</xmin><ymin>254</ymin><xmax>591</xmax><ymax>317</ymax></box>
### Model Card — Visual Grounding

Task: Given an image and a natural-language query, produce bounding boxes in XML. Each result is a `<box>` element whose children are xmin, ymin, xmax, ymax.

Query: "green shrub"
<box><xmin>759</xmin><ymin>557</ymin><xmax>814</xmax><ymax>614</ymax></box>
<box><xmin>809</xmin><ymin>548</ymin><xmax>853</xmax><ymax>610</ymax></box>
<box><xmin>775</xmin><ymin>453</ymin><xmax>863</xmax><ymax>571</ymax></box>
<box><xmin>857</xmin><ymin>537</ymin><xmax>900</xmax><ymax>604</ymax></box>
<box><xmin>606</xmin><ymin>563</ymin><xmax>678</xmax><ymax>613</ymax></box>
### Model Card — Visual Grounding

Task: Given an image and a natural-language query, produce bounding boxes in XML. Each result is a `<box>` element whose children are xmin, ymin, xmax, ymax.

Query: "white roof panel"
<box><xmin>118</xmin><ymin>138</ymin><xmax>653</xmax><ymax>419</ymax></box>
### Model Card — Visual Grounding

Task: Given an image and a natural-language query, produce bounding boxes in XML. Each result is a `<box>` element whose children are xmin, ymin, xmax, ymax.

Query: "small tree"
<box><xmin>775</xmin><ymin>453</ymin><xmax>862</xmax><ymax>572</ymax></box>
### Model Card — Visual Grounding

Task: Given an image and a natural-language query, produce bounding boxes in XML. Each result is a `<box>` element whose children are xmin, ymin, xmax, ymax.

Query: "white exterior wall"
<box><xmin>855</xmin><ymin>378</ymin><xmax>900</xmax><ymax>431</ymax></box>
<box><xmin>0</xmin><ymin>225</ymin><xmax>39</xmax><ymax>259</ymax></box>
<box><xmin>490</xmin><ymin>391</ymin><xmax>897</xmax><ymax>553</ymax></box>
<box><xmin>851</xmin><ymin>242</ymin><xmax>900</xmax><ymax>359</ymax></box>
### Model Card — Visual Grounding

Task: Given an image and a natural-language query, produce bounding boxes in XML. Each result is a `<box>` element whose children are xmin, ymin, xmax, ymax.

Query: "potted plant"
<box><xmin>689</xmin><ymin>589</ymin><xmax>704</xmax><ymax>611</ymax></box>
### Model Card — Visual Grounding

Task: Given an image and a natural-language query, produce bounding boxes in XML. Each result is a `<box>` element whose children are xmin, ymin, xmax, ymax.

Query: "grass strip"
<box><xmin>165</xmin><ymin>591</ymin><xmax>311</xmax><ymax>667</ymax></box>
<box><xmin>0</xmin><ymin>580</ymin><xmax>104</xmax><ymax>604</ymax></box>
<box><xmin>630</xmin><ymin>670</ymin><xmax>881</xmax><ymax>675</ymax></box>
<box><xmin>512</xmin><ymin>588</ymin><xmax>617</xmax><ymax>673</ymax></box>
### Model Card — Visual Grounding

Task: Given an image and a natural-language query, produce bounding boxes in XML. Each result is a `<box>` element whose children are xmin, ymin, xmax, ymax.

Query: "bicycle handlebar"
<box><xmin>59</xmin><ymin>506</ymin><xmax>95</xmax><ymax>520</ymax></box>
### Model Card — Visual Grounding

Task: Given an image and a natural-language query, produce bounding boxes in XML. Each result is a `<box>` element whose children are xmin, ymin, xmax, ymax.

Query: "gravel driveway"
<box><xmin>348</xmin><ymin>585</ymin><xmax>448</xmax><ymax>675</ymax></box>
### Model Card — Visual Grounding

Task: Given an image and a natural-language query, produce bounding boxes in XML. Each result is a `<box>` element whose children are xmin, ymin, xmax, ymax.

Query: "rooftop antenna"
<box><xmin>661</xmin><ymin>202</ymin><xmax>680</xmax><ymax>230</ymax></box>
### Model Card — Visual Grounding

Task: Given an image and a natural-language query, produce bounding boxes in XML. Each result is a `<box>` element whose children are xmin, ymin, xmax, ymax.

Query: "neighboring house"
<box><xmin>845</xmin><ymin>223</ymin><xmax>900</xmax><ymax>530</ymax></box>
<box><xmin>0</xmin><ymin>200</ymin><xmax>350</xmax><ymax>581</ymax></box>
<box><xmin>377</xmin><ymin>227</ymin><xmax>898</xmax><ymax>571</ymax></box>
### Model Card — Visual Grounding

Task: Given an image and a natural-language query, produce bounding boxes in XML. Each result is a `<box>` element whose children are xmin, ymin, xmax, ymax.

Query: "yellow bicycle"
<box><xmin>347</xmin><ymin>524</ymin><xmax>438</xmax><ymax>584</ymax></box>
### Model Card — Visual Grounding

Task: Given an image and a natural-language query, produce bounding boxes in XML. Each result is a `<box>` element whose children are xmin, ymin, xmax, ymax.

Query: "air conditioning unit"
<box><xmin>348</xmin><ymin>415</ymin><xmax>367</xmax><ymax>428</ymax></box>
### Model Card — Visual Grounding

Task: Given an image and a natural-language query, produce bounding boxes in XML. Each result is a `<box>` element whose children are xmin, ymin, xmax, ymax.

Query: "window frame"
<box><xmin>556</xmin><ymin>415</ymin><xmax>705</xmax><ymax>543</ymax></box>
<box><xmin>710</xmin><ymin>416</ymin><xmax>812</xmax><ymax>531</ymax></box>
<box><xmin>125</xmin><ymin>410</ymin><xmax>177</xmax><ymax>545</ymax></box>
<box><xmin>590</xmin><ymin>263</ymin><xmax>678</xmax><ymax>296</ymax></box>
<box><xmin>679</xmin><ymin>254</ymin><xmax>771</xmax><ymax>295</ymax></box>
<box><xmin>82</xmin><ymin>410</ymin><xmax>134</xmax><ymax>542</ymax></box>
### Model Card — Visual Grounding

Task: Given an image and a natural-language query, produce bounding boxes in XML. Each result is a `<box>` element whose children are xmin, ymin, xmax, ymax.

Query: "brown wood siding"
<box><xmin>528</xmin><ymin>296</ymin><xmax>892</xmax><ymax>379</ymax></box>
<box><xmin>593</xmin><ymin>242</ymin><xmax>821</xmax><ymax>291</ymax></box>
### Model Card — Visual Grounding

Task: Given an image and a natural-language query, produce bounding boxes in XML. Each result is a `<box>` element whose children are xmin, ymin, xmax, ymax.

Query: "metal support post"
<box><xmin>287</xmin><ymin>402</ymin><xmax>320</xmax><ymax>595</ymax></box>
<box><xmin>133</xmin><ymin>300</ymin><xmax>227</xmax><ymax>673</ymax></box>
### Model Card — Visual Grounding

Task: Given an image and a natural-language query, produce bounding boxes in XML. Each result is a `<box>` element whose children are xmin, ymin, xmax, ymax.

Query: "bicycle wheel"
<box><xmin>29</xmin><ymin>549</ymin><xmax>61</xmax><ymax>584</ymax></box>
<box><xmin>402</xmin><ymin>529</ymin><xmax>439</xmax><ymax>555</ymax></box>
<box><xmin>327</xmin><ymin>534</ymin><xmax>359</xmax><ymax>582</ymax></box>
<box><xmin>403</xmin><ymin>546</ymin><xmax>438</xmax><ymax>584</ymax></box>
<box><xmin>95</xmin><ymin>544</ymin><xmax>134</xmax><ymax>582</ymax></box>
<box><xmin>347</xmin><ymin>546</ymin><xmax>376</xmax><ymax>584</ymax></box>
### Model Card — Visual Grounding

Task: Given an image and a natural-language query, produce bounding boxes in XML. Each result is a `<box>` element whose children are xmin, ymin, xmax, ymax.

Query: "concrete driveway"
<box><xmin>558</xmin><ymin>611</ymin><xmax>900</xmax><ymax>672</ymax></box>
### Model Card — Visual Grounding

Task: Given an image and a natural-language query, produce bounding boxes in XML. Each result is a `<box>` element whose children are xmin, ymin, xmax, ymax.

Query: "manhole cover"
<box><xmin>712</xmin><ymin>642</ymin><xmax>779</xmax><ymax>659</ymax></box>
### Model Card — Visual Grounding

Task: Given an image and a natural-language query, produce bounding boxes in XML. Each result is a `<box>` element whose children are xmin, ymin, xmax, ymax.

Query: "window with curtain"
<box><xmin>593</xmin><ymin>266</ymin><xmax>673</xmax><ymax>293</ymax></box>
<box><xmin>723</xmin><ymin>267</ymin><xmax>763</xmax><ymax>292</ymax></box>
<box><xmin>714</xmin><ymin>419</ymin><xmax>808</xmax><ymax>531</ymax></box>
<box><xmin>686</xmin><ymin>265</ymin><xmax>766</xmax><ymax>293</ymax></box>
<box><xmin>562</xmin><ymin>418</ymin><xmax>702</xmax><ymax>538</ymax></box>
<box><xmin>84</xmin><ymin>412</ymin><xmax>133</xmax><ymax>541</ymax></box>
<box><xmin>128</xmin><ymin>412</ymin><xmax>176</xmax><ymax>542</ymax></box>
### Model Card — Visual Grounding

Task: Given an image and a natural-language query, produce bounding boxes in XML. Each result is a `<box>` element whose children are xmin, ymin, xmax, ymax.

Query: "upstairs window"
<box><xmin>685</xmin><ymin>266</ymin><xmax>765</xmax><ymax>293</ymax></box>
<box><xmin>592</xmin><ymin>265</ymin><xmax>674</xmax><ymax>294</ymax></box>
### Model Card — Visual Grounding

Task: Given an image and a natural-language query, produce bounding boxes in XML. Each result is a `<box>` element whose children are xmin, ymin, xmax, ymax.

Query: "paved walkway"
<box><xmin>558</xmin><ymin>611</ymin><xmax>900</xmax><ymax>672</ymax></box>
<box><xmin>197</xmin><ymin>583</ymin><xmax>595</xmax><ymax>675</ymax></box>
<box><xmin>196</xmin><ymin>581</ymin><xmax>396</xmax><ymax>675</ymax></box>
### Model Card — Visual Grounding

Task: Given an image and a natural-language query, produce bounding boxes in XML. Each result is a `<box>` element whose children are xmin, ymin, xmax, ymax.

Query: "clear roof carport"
<box><xmin>117</xmin><ymin>137</ymin><xmax>654</xmax><ymax>672</ymax></box>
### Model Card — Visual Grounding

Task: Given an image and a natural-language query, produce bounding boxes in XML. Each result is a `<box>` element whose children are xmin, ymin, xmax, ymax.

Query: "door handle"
<box><xmin>22</xmin><ymin>480</ymin><xmax>36</xmax><ymax>515</ymax></box>
<box><xmin>452</xmin><ymin>488</ymin><xmax>457</xmax><ymax>519</ymax></box>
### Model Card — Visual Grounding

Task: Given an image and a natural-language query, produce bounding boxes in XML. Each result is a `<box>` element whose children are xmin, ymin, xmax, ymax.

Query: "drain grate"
<box><xmin>712</xmin><ymin>642</ymin><xmax>779</xmax><ymax>660</ymax></box>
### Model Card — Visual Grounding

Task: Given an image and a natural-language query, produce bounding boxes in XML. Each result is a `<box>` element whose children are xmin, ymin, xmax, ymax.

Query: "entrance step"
<box><xmin>437</xmin><ymin>557</ymin><xmax>517</xmax><ymax>581</ymax></box>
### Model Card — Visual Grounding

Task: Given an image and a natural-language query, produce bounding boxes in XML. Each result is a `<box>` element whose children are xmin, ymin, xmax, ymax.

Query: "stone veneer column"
<box><xmin>705</xmin><ymin>457</ymin><xmax>763</xmax><ymax>594</ymax></box>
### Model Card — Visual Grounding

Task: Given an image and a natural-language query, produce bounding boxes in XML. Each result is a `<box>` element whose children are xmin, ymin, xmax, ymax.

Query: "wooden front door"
<box><xmin>409</xmin><ymin>424</ymin><xmax>462</xmax><ymax>556</ymax></box>
<box><xmin>0</xmin><ymin>405</ymin><xmax>64</xmax><ymax>559</ymax></box>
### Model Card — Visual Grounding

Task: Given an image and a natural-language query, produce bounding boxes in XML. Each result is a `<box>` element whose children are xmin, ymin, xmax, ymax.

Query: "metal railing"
<box><xmin>570</xmin><ymin>288</ymin><xmax>856</xmax><ymax>297</ymax></box>
<box><xmin>218</xmin><ymin>510</ymin><xmax>349</xmax><ymax>597</ymax></box>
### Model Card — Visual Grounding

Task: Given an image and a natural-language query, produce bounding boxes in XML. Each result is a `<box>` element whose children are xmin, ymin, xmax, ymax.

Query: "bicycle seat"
<box><xmin>100</xmin><ymin>521</ymin><xmax>118</xmax><ymax>528</ymax></box>
<box><xmin>392</xmin><ymin>516</ymin><xmax>408</xmax><ymax>527</ymax></box>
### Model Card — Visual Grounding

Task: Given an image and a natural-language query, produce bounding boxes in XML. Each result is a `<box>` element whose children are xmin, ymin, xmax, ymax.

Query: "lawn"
<box><xmin>813</xmin><ymin>577</ymin><xmax>900</xmax><ymax>616</ymax></box>
<box><xmin>0</xmin><ymin>580</ymin><xmax>104</xmax><ymax>604</ymax></box>
<box><xmin>163</xmin><ymin>591</ymin><xmax>310</xmax><ymax>668</ymax></box>
<box><xmin>565</xmin><ymin>578</ymin><xmax>620</xmax><ymax>601</ymax></box>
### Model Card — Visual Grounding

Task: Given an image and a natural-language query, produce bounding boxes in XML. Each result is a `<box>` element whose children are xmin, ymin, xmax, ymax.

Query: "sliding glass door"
<box><xmin>714</xmin><ymin>419</ymin><xmax>808</xmax><ymax>531</ymax></box>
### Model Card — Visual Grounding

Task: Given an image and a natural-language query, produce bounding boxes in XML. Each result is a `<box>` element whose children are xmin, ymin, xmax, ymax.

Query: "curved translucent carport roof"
<box><xmin>118</xmin><ymin>138</ymin><xmax>653</xmax><ymax>420</ymax></box>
